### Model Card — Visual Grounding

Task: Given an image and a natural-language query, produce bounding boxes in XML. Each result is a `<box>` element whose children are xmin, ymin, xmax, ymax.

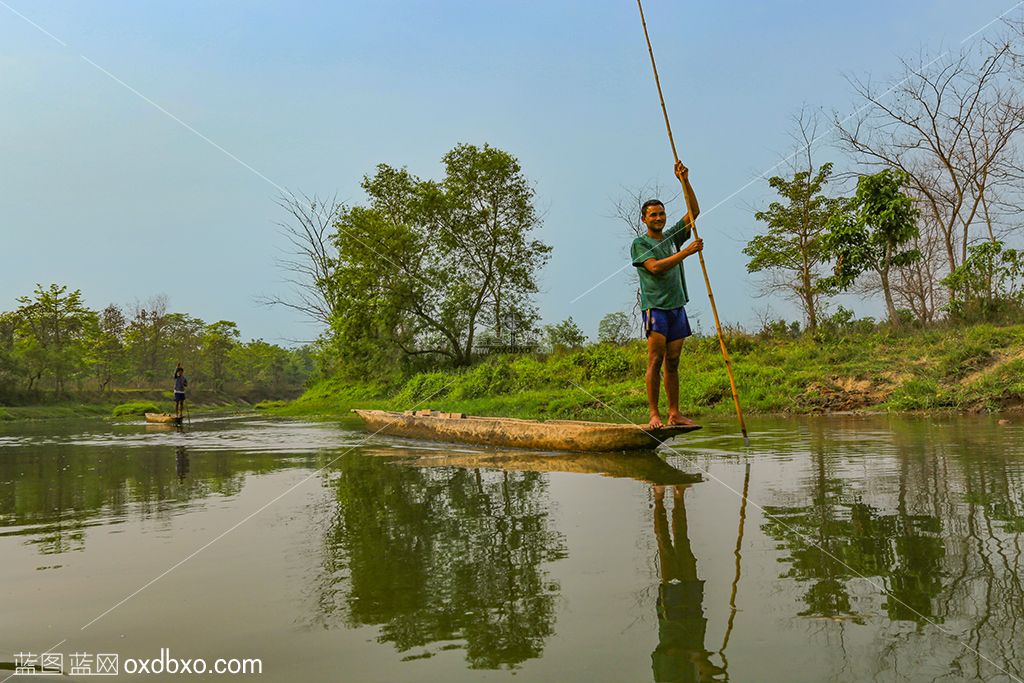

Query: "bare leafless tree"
<box><xmin>609</xmin><ymin>181</ymin><xmax>680</xmax><ymax>323</ymax></box>
<box><xmin>888</xmin><ymin>199</ymin><xmax>947</xmax><ymax>324</ymax></box>
<box><xmin>259</xmin><ymin>192</ymin><xmax>343</xmax><ymax>328</ymax></box>
<box><xmin>610</xmin><ymin>181</ymin><xmax>679</xmax><ymax>239</ymax></box>
<box><xmin>836</xmin><ymin>38</ymin><xmax>1024</xmax><ymax>282</ymax></box>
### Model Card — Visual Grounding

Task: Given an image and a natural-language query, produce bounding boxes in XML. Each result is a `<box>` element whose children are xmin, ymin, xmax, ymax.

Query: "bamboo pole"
<box><xmin>636</xmin><ymin>0</ymin><xmax>749</xmax><ymax>444</ymax></box>
<box><xmin>719</xmin><ymin>461</ymin><xmax>751</xmax><ymax>663</ymax></box>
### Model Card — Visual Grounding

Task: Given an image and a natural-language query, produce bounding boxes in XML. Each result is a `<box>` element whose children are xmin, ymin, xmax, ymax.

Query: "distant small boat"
<box><xmin>145</xmin><ymin>412</ymin><xmax>183</xmax><ymax>424</ymax></box>
<box><xmin>352</xmin><ymin>409</ymin><xmax>700</xmax><ymax>452</ymax></box>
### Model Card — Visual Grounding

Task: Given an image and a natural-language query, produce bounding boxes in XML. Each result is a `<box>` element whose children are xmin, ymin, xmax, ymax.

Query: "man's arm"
<box><xmin>675</xmin><ymin>160</ymin><xmax>700</xmax><ymax>230</ymax></box>
<box><xmin>643</xmin><ymin>238</ymin><xmax>703</xmax><ymax>274</ymax></box>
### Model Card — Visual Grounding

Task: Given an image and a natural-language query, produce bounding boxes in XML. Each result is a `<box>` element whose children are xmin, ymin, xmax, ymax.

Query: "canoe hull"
<box><xmin>352</xmin><ymin>409</ymin><xmax>699</xmax><ymax>452</ymax></box>
<box><xmin>145</xmin><ymin>412</ymin><xmax>182</xmax><ymax>424</ymax></box>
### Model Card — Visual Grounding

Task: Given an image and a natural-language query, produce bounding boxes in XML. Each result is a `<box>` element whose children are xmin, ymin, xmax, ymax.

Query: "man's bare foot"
<box><xmin>648</xmin><ymin>413</ymin><xmax>664</xmax><ymax>429</ymax></box>
<box><xmin>667</xmin><ymin>411</ymin><xmax>698</xmax><ymax>427</ymax></box>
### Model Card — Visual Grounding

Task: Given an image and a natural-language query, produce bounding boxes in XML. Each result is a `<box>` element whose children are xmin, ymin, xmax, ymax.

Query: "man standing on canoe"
<box><xmin>631</xmin><ymin>161</ymin><xmax>703</xmax><ymax>429</ymax></box>
<box><xmin>173</xmin><ymin>365</ymin><xmax>188</xmax><ymax>419</ymax></box>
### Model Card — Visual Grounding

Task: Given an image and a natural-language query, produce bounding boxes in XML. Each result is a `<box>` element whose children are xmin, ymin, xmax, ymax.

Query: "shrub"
<box><xmin>577</xmin><ymin>344</ymin><xmax>635</xmax><ymax>381</ymax></box>
<box><xmin>722</xmin><ymin>330</ymin><xmax>757</xmax><ymax>355</ymax></box>
<box><xmin>451</xmin><ymin>362</ymin><xmax>514</xmax><ymax>400</ymax></box>
<box><xmin>547</xmin><ymin>352</ymin><xmax>588</xmax><ymax>386</ymax></box>
<box><xmin>509</xmin><ymin>355</ymin><xmax>549</xmax><ymax>392</ymax></box>
<box><xmin>112</xmin><ymin>401</ymin><xmax>159</xmax><ymax>417</ymax></box>
<box><xmin>598</xmin><ymin>312</ymin><xmax>635</xmax><ymax>344</ymax></box>
<box><xmin>543</xmin><ymin>317</ymin><xmax>587</xmax><ymax>352</ymax></box>
<box><xmin>886</xmin><ymin>379</ymin><xmax>941</xmax><ymax>411</ymax></box>
<box><xmin>254</xmin><ymin>400</ymin><xmax>287</xmax><ymax>410</ymax></box>
<box><xmin>943</xmin><ymin>241</ymin><xmax>1024</xmax><ymax>323</ymax></box>
<box><xmin>394</xmin><ymin>372</ymin><xmax>452</xmax><ymax>406</ymax></box>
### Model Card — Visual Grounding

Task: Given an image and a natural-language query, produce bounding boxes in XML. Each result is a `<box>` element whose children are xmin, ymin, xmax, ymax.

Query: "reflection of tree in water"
<box><xmin>761</xmin><ymin>427</ymin><xmax>945</xmax><ymax>624</ymax></box>
<box><xmin>760</xmin><ymin>418</ymin><xmax>1024</xmax><ymax>680</ymax></box>
<box><xmin>0</xmin><ymin>443</ymin><xmax>282</xmax><ymax>555</ymax></box>
<box><xmin>650</xmin><ymin>485</ymin><xmax>723</xmax><ymax>683</ymax></box>
<box><xmin>938</xmin><ymin>429</ymin><xmax>1024</xmax><ymax>678</ymax></box>
<box><xmin>317</xmin><ymin>454</ymin><xmax>567</xmax><ymax>669</ymax></box>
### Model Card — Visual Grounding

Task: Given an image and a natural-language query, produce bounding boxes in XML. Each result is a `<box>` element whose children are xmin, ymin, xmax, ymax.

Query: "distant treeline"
<box><xmin>0</xmin><ymin>284</ymin><xmax>314</xmax><ymax>404</ymax></box>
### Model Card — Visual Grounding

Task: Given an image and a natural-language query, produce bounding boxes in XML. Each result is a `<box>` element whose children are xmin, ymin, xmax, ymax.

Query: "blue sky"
<box><xmin>1</xmin><ymin>1</ymin><xmax>1018</xmax><ymax>343</ymax></box>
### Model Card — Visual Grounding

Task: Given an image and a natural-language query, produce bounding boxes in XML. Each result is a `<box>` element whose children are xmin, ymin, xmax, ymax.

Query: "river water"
<box><xmin>2</xmin><ymin>414</ymin><xmax>1022</xmax><ymax>682</ymax></box>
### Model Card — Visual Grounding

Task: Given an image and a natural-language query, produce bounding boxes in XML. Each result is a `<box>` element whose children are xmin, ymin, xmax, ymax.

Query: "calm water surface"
<box><xmin>2</xmin><ymin>414</ymin><xmax>1023</xmax><ymax>682</ymax></box>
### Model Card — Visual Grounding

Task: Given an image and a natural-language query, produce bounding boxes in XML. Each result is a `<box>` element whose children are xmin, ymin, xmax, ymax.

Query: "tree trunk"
<box><xmin>880</xmin><ymin>269</ymin><xmax>900</xmax><ymax>326</ymax></box>
<box><xmin>801</xmin><ymin>270</ymin><xmax>817</xmax><ymax>333</ymax></box>
<box><xmin>880</xmin><ymin>245</ymin><xmax>900</xmax><ymax>326</ymax></box>
<box><xmin>460</xmin><ymin>324</ymin><xmax>475</xmax><ymax>367</ymax></box>
<box><xmin>494</xmin><ymin>297</ymin><xmax>502</xmax><ymax>344</ymax></box>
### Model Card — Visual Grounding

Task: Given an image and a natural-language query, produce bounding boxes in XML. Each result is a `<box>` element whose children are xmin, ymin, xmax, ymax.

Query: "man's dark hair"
<box><xmin>640</xmin><ymin>199</ymin><xmax>664</xmax><ymax>219</ymax></box>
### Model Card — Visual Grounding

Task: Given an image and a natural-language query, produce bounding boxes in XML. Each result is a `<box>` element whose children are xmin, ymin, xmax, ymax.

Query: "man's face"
<box><xmin>642</xmin><ymin>204</ymin><xmax>667</xmax><ymax>232</ymax></box>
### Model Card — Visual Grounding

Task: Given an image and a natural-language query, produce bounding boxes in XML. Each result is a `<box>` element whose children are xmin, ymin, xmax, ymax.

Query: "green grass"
<box><xmin>112</xmin><ymin>401</ymin><xmax>160</xmax><ymax>417</ymax></box>
<box><xmin>271</xmin><ymin>323</ymin><xmax>1024</xmax><ymax>422</ymax></box>
<box><xmin>0</xmin><ymin>404</ymin><xmax>116</xmax><ymax>421</ymax></box>
<box><xmin>0</xmin><ymin>400</ymin><xmax>251</xmax><ymax>423</ymax></box>
<box><xmin>254</xmin><ymin>400</ymin><xmax>288</xmax><ymax>410</ymax></box>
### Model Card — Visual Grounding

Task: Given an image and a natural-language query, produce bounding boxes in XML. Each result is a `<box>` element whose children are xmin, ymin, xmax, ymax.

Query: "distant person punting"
<box><xmin>173</xmin><ymin>364</ymin><xmax>188</xmax><ymax>418</ymax></box>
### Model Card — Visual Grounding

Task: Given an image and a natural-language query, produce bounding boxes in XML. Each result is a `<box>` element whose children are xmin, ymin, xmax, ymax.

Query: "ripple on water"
<box><xmin>54</xmin><ymin>418</ymin><xmax>368</xmax><ymax>454</ymax></box>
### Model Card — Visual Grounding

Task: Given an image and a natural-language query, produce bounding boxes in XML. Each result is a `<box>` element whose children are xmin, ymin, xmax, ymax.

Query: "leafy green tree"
<box><xmin>14</xmin><ymin>284</ymin><xmax>96</xmax><ymax>393</ymax></box>
<box><xmin>0</xmin><ymin>311</ymin><xmax>23</xmax><ymax>397</ymax></box>
<box><xmin>200</xmin><ymin>321</ymin><xmax>240</xmax><ymax>392</ymax></box>
<box><xmin>124</xmin><ymin>297</ymin><xmax>203</xmax><ymax>386</ymax></box>
<box><xmin>163</xmin><ymin>313</ymin><xmax>204</xmax><ymax>373</ymax></box>
<box><xmin>744</xmin><ymin>162</ymin><xmax>847</xmax><ymax>333</ymax></box>
<box><xmin>942</xmin><ymin>241</ymin><xmax>1024</xmax><ymax>322</ymax></box>
<box><xmin>228</xmin><ymin>340</ymin><xmax>301</xmax><ymax>398</ymax></box>
<box><xmin>597</xmin><ymin>312</ymin><xmax>633</xmax><ymax>345</ymax></box>
<box><xmin>543</xmin><ymin>317</ymin><xmax>586</xmax><ymax>352</ymax></box>
<box><xmin>329</xmin><ymin>143</ymin><xmax>551</xmax><ymax>371</ymax></box>
<box><xmin>124</xmin><ymin>297</ymin><xmax>172</xmax><ymax>385</ymax></box>
<box><xmin>91</xmin><ymin>304</ymin><xmax>127</xmax><ymax>392</ymax></box>
<box><xmin>821</xmin><ymin>169</ymin><xmax>921</xmax><ymax>324</ymax></box>
<box><xmin>0</xmin><ymin>286</ymin><xmax>310</xmax><ymax>399</ymax></box>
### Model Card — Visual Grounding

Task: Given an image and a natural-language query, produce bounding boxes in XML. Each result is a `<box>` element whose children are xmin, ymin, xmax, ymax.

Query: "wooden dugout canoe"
<box><xmin>145</xmin><ymin>412</ymin><xmax>183</xmax><ymax>424</ymax></box>
<box><xmin>352</xmin><ymin>409</ymin><xmax>700</xmax><ymax>452</ymax></box>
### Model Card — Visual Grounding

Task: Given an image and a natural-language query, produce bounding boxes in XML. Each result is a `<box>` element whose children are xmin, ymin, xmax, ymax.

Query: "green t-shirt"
<box><xmin>631</xmin><ymin>218</ymin><xmax>692</xmax><ymax>310</ymax></box>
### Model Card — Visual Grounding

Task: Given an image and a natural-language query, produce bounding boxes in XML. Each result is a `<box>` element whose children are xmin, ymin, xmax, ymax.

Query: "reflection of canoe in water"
<box><xmin>352</xmin><ymin>409</ymin><xmax>700</xmax><ymax>452</ymax></box>
<box><xmin>144</xmin><ymin>412</ymin><xmax>182</xmax><ymax>424</ymax></box>
<box><xmin>377</xmin><ymin>448</ymin><xmax>701</xmax><ymax>485</ymax></box>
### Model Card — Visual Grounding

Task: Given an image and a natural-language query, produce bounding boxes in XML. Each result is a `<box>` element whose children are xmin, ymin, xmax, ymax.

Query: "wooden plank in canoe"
<box><xmin>351</xmin><ymin>408</ymin><xmax>700</xmax><ymax>452</ymax></box>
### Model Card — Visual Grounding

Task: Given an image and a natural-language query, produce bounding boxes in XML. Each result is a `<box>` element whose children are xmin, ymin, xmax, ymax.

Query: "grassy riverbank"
<box><xmin>0</xmin><ymin>404</ymin><xmax>118</xmax><ymax>421</ymax></box>
<box><xmin>275</xmin><ymin>323</ymin><xmax>1024</xmax><ymax>422</ymax></box>
<box><xmin>0</xmin><ymin>394</ymin><xmax>254</xmax><ymax>422</ymax></box>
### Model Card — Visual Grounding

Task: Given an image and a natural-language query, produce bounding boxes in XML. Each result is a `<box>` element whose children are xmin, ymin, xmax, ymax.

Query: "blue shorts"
<box><xmin>174</xmin><ymin>392</ymin><xmax>186</xmax><ymax>402</ymax></box>
<box><xmin>643</xmin><ymin>306</ymin><xmax>692</xmax><ymax>342</ymax></box>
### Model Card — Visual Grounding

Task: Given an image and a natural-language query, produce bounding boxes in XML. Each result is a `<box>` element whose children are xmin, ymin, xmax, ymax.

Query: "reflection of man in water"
<box><xmin>175</xmin><ymin>446</ymin><xmax>190</xmax><ymax>481</ymax></box>
<box><xmin>651</xmin><ymin>485</ymin><xmax>723</xmax><ymax>683</ymax></box>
